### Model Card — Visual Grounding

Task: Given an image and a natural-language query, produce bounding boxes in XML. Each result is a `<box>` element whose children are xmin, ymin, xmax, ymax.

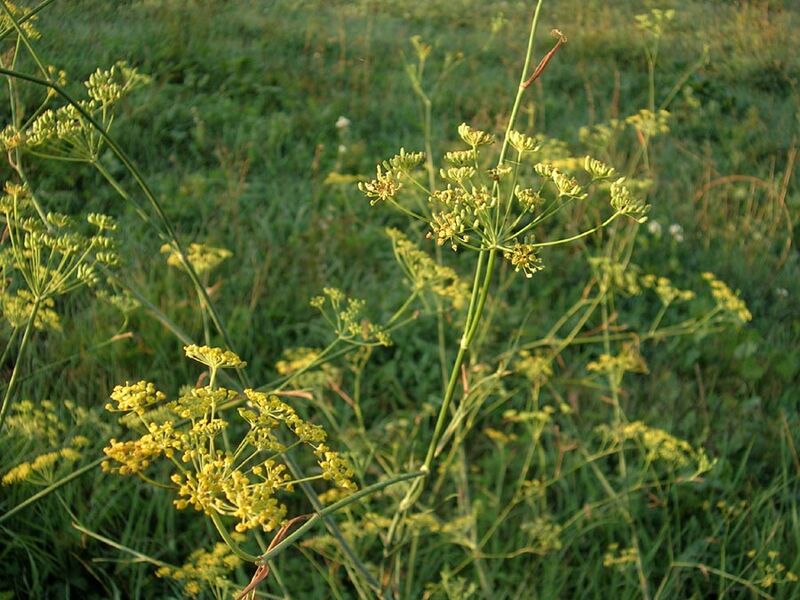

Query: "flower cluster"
<box><xmin>514</xmin><ymin>350</ymin><xmax>553</xmax><ymax>386</ymax></box>
<box><xmin>603</xmin><ymin>544</ymin><xmax>638</xmax><ymax>570</ymax></box>
<box><xmin>641</xmin><ymin>274</ymin><xmax>695</xmax><ymax>305</ymax></box>
<box><xmin>0</xmin><ymin>183</ymin><xmax>119</xmax><ymax>332</ymax></box>
<box><xmin>504</xmin><ymin>241</ymin><xmax>544</xmax><ymax>278</ymax></box>
<box><xmin>386</xmin><ymin>227</ymin><xmax>469</xmax><ymax>309</ymax></box>
<box><xmin>4</xmin><ymin>62</ymin><xmax>149</xmax><ymax>161</ymax></box>
<box><xmin>589</xmin><ymin>256</ymin><xmax>642</xmax><ymax>296</ymax></box>
<box><xmin>156</xmin><ymin>543</ymin><xmax>242</xmax><ymax>598</ymax></box>
<box><xmin>702</xmin><ymin>272</ymin><xmax>752</xmax><ymax>323</ymax></box>
<box><xmin>0</xmin><ymin>2</ymin><xmax>40</xmax><ymax>40</ymax></box>
<box><xmin>610</xmin><ymin>178</ymin><xmax>650</xmax><ymax>222</ymax></box>
<box><xmin>102</xmin><ymin>346</ymin><xmax>356</xmax><ymax>537</ymax></box>
<box><xmin>625</xmin><ymin>109</ymin><xmax>671</xmax><ymax>138</ymax></box>
<box><xmin>160</xmin><ymin>242</ymin><xmax>232</xmax><ymax>278</ymax></box>
<box><xmin>358</xmin><ymin>165</ymin><xmax>403</xmax><ymax>205</ymax></box>
<box><xmin>598</xmin><ymin>421</ymin><xmax>714</xmax><ymax>474</ymax></box>
<box><xmin>2</xmin><ymin>399</ymin><xmax>105</xmax><ymax>486</ymax></box>
<box><xmin>310</xmin><ymin>287</ymin><xmax>391</xmax><ymax>346</ymax></box>
<box><xmin>359</xmin><ymin>123</ymin><xmax>637</xmax><ymax>285</ymax></box>
<box><xmin>748</xmin><ymin>550</ymin><xmax>799</xmax><ymax>589</ymax></box>
<box><xmin>587</xmin><ymin>343</ymin><xmax>649</xmax><ymax>377</ymax></box>
<box><xmin>634</xmin><ymin>8</ymin><xmax>676</xmax><ymax>38</ymax></box>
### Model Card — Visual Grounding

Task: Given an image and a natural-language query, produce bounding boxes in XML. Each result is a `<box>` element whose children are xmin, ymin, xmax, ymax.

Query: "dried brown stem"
<box><xmin>522</xmin><ymin>29</ymin><xmax>568</xmax><ymax>89</ymax></box>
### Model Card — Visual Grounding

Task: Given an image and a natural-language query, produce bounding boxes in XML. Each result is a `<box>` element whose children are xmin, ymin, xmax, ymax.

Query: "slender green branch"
<box><xmin>257</xmin><ymin>470</ymin><xmax>427</xmax><ymax>566</ymax></box>
<box><xmin>0</xmin><ymin>457</ymin><xmax>105</xmax><ymax>524</ymax></box>
<box><xmin>0</xmin><ymin>296</ymin><xmax>39</xmax><ymax>430</ymax></box>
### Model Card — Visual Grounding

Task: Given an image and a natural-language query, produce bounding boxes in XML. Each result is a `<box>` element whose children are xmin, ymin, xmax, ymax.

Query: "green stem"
<box><xmin>530</xmin><ymin>213</ymin><xmax>620</xmax><ymax>248</ymax></box>
<box><xmin>0</xmin><ymin>0</ymin><xmax>48</xmax><ymax>77</ymax></box>
<box><xmin>497</xmin><ymin>0</ymin><xmax>545</xmax><ymax>167</ymax></box>
<box><xmin>0</xmin><ymin>0</ymin><xmax>57</xmax><ymax>45</ymax></box>
<box><xmin>0</xmin><ymin>457</ymin><xmax>105</xmax><ymax>524</ymax></box>
<box><xmin>210</xmin><ymin>512</ymin><xmax>260</xmax><ymax>562</ymax></box>
<box><xmin>256</xmin><ymin>470</ymin><xmax>427</xmax><ymax>566</ymax></box>
<box><xmin>0</xmin><ymin>296</ymin><xmax>39</xmax><ymax>430</ymax></box>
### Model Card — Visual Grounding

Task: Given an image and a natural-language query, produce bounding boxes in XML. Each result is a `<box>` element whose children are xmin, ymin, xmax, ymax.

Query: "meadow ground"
<box><xmin>0</xmin><ymin>0</ymin><xmax>798</xmax><ymax>598</ymax></box>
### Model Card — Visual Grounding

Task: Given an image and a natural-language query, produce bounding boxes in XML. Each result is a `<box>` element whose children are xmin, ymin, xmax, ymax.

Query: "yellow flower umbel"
<box><xmin>160</xmin><ymin>242</ymin><xmax>233</xmax><ymax>278</ymax></box>
<box><xmin>102</xmin><ymin>345</ymin><xmax>356</xmax><ymax>558</ymax></box>
<box><xmin>156</xmin><ymin>543</ymin><xmax>242</xmax><ymax>598</ymax></box>
<box><xmin>702</xmin><ymin>272</ymin><xmax>752</xmax><ymax>323</ymax></box>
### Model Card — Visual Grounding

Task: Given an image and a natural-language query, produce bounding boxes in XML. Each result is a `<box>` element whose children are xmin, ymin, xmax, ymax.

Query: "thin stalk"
<box><xmin>497</xmin><ymin>0</ymin><xmax>545</xmax><ymax>166</ymax></box>
<box><xmin>0</xmin><ymin>456</ymin><xmax>105</xmax><ymax>524</ymax></box>
<box><xmin>71</xmin><ymin>521</ymin><xmax>172</xmax><ymax>568</ymax></box>
<box><xmin>257</xmin><ymin>470</ymin><xmax>426</xmax><ymax>566</ymax></box>
<box><xmin>0</xmin><ymin>296</ymin><xmax>39</xmax><ymax>430</ymax></box>
<box><xmin>0</xmin><ymin>1</ymin><xmax>48</xmax><ymax>77</ymax></box>
<box><xmin>0</xmin><ymin>0</ymin><xmax>56</xmax><ymax>45</ymax></box>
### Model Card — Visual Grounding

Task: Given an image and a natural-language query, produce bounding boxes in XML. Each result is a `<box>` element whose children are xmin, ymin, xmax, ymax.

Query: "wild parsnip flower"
<box><xmin>85</xmin><ymin>61</ymin><xmax>151</xmax><ymax>106</ymax></box>
<box><xmin>444</xmin><ymin>150</ymin><xmax>475</xmax><ymax>166</ymax></box>
<box><xmin>428</xmin><ymin>209</ymin><xmax>468</xmax><ymax>251</ymax></box>
<box><xmin>587</xmin><ymin>343</ymin><xmax>648</xmax><ymax>377</ymax></box>
<box><xmin>598</xmin><ymin>421</ymin><xmax>714</xmax><ymax>473</ymax></box>
<box><xmin>515</xmin><ymin>350</ymin><xmax>553</xmax><ymax>386</ymax></box>
<box><xmin>0</xmin><ymin>184</ymin><xmax>119</xmax><ymax>320</ymax></box>
<box><xmin>641</xmin><ymin>274</ymin><xmax>695</xmax><ymax>304</ymax></box>
<box><xmin>589</xmin><ymin>257</ymin><xmax>642</xmax><ymax>296</ymax></box>
<box><xmin>3</xmin><ymin>444</ymin><xmax>86</xmax><ymax>486</ymax></box>
<box><xmin>508</xmin><ymin>129</ymin><xmax>540</xmax><ymax>154</ymax></box>
<box><xmin>626</xmin><ymin>109</ymin><xmax>671</xmax><ymax>138</ymax></box>
<box><xmin>487</xmin><ymin>164</ymin><xmax>513</xmax><ymax>180</ymax></box>
<box><xmin>156</xmin><ymin>543</ymin><xmax>242</xmax><ymax>598</ymax></box>
<box><xmin>634</xmin><ymin>8</ymin><xmax>676</xmax><ymax>37</ymax></box>
<box><xmin>535</xmin><ymin>163</ymin><xmax>587</xmax><ymax>199</ymax></box>
<box><xmin>503</xmin><ymin>406</ymin><xmax>555</xmax><ymax>427</ymax></box>
<box><xmin>519</xmin><ymin>515</ymin><xmax>563</xmax><ymax>555</ymax></box>
<box><xmin>105</xmin><ymin>380</ymin><xmax>166</xmax><ymax>415</ymax></box>
<box><xmin>457</xmin><ymin>123</ymin><xmax>494</xmax><ymax>147</ymax></box>
<box><xmin>160</xmin><ymin>242</ymin><xmax>232</xmax><ymax>277</ymax></box>
<box><xmin>103</xmin><ymin>348</ymin><xmax>358</xmax><ymax>538</ymax></box>
<box><xmin>583</xmin><ymin>156</ymin><xmax>616</xmax><ymax>179</ymax></box>
<box><xmin>603</xmin><ymin>544</ymin><xmax>638</xmax><ymax>570</ymax></box>
<box><xmin>382</xmin><ymin>147</ymin><xmax>425</xmax><ymax>174</ymax></box>
<box><xmin>440</xmin><ymin>166</ymin><xmax>476</xmax><ymax>183</ymax></box>
<box><xmin>184</xmin><ymin>344</ymin><xmax>247</xmax><ymax>370</ymax></box>
<box><xmin>3</xmin><ymin>291</ymin><xmax>61</xmax><ymax>331</ymax></box>
<box><xmin>310</xmin><ymin>287</ymin><xmax>391</xmax><ymax>345</ymax></box>
<box><xmin>386</xmin><ymin>227</ymin><xmax>469</xmax><ymax>309</ymax></box>
<box><xmin>18</xmin><ymin>62</ymin><xmax>149</xmax><ymax>161</ymax></box>
<box><xmin>0</xmin><ymin>1</ymin><xmax>41</xmax><ymax>39</ymax></box>
<box><xmin>275</xmin><ymin>347</ymin><xmax>322</xmax><ymax>376</ymax></box>
<box><xmin>610</xmin><ymin>178</ymin><xmax>650</xmax><ymax>222</ymax></box>
<box><xmin>504</xmin><ymin>242</ymin><xmax>544</xmax><ymax>278</ymax></box>
<box><xmin>748</xmin><ymin>550</ymin><xmax>799</xmax><ymax>588</ymax></box>
<box><xmin>514</xmin><ymin>186</ymin><xmax>541</xmax><ymax>212</ymax></box>
<box><xmin>358</xmin><ymin>165</ymin><xmax>402</xmax><ymax>205</ymax></box>
<box><xmin>702</xmin><ymin>272</ymin><xmax>752</xmax><ymax>322</ymax></box>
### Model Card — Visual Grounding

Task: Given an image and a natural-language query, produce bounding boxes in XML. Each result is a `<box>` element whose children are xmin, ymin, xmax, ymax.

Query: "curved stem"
<box><xmin>211</xmin><ymin>513</ymin><xmax>261</xmax><ymax>563</ymax></box>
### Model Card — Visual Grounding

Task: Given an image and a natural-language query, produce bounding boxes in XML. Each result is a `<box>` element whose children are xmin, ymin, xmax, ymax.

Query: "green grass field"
<box><xmin>1</xmin><ymin>0</ymin><xmax>798</xmax><ymax>598</ymax></box>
